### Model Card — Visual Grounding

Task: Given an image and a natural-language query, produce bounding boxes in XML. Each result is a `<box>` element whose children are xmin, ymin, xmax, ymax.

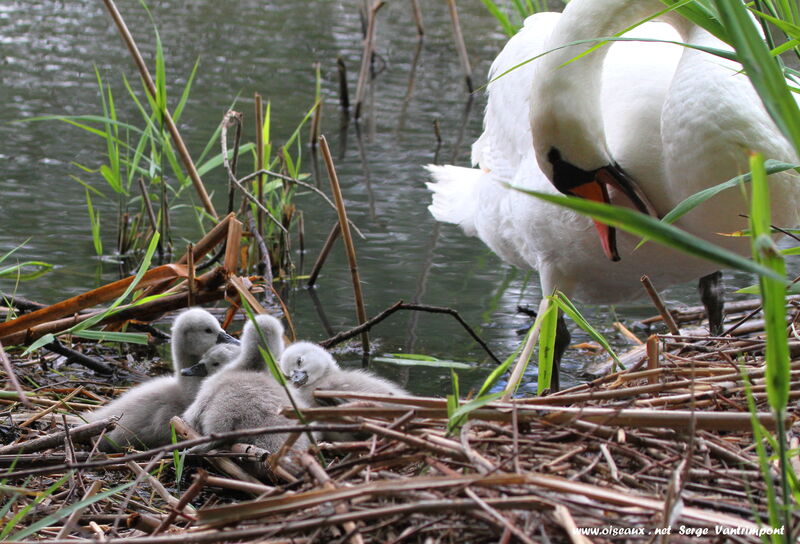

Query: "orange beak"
<box><xmin>568</xmin><ymin>181</ymin><xmax>620</xmax><ymax>262</ymax></box>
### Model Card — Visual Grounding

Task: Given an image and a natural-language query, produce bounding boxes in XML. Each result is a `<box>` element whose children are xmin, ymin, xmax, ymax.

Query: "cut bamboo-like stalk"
<box><xmin>646</xmin><ymin>334</ymin><xmax>660</xmax><ymax>385</ymax></box>
<box><xmin>100</xmin><ymin>0</ymin><xmax>217</xmax><ymax>219</ymax></box>
<box><xmin>319</xmin><ymin>136</ymin><xmax>369</xmax><ymax>353</ymax></box>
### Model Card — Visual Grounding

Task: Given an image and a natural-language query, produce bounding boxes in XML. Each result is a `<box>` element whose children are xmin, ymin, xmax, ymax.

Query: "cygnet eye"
<box><xmin>212</xmin><ymin>362</ymin><xmax>220</xmax><ymax>367</ymax></box>
<box><xmin>296</xmin><ymin>356</ymin><xmax>304</xmax><ymax>367</ymax></box>
<box><xmin>204</xmin><ymin>327</ymin><xmax>213</xmax><ymax>334</ymax></box>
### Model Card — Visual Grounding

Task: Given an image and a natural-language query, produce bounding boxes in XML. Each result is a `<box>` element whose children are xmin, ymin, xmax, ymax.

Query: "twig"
<box><xmin>445</xmin><ymin>0</ymin><xmax>473</xmax><ymax>92</ymax></box>
<box><xmin>100</xmin><ymin>0</ymin><xmax>217</xmax><ymax>219</ymax></box>
<box><xmin>307</xmin><ymin>223</ymin><xmax>341</xmax><ymax>287</ymax></box>
<box><xmin>0</xmin><ymin>341</ymin><xmax>31</xmax><ymax>408</ymax></box>
<box><xmin>319</xmin><ymin>300</ymin><xmax>501</xmax><ymax>364</ymax></box>
<box><xmin>641</xmin><ymin>275</ymin><xmax>680</xmax><ymax>335</ymax></box>
<box><xmin>409</xmin><ymin>0</ymin><xmax>424</xmax><ymax>36</ymax></box>
<box><xmin>354</xmin><ymin>1</ymin><xmax>385</xmax><ymax>118</ymax></box>
<box><xmin>0</xmin><ymin>417</ymin><xmax>117</xmax><ymax>455</ymax></box>
<box><xmin>127</xmin><ymin>461</ymin><xmax>196</xmax><ymax>518</ymax></box>
<box><xmin>319</xmin><ymin>135</ymin><xmax>369</xmax><ymax>354</ymax></box>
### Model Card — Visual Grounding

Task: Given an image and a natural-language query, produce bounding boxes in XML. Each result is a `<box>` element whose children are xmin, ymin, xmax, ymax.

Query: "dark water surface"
<box><xmin>0</xmin><ymin>1</ymin><xmax>750</xmax><ymax>395</ymax></box>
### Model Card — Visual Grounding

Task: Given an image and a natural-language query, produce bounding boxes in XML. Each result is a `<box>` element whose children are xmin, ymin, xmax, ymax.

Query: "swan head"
<box><xmin>236</xmin><ymin>314</ymin><xmax>286</xmax><ymax>371</ymax></box>
<box><xmin>171</xmin><ymin>308</ymin><xmax>239</xmax><ymax>370</ymax></box>
<box><xmin>528</xmin><ymin>6</ymin><xmax>660</xmax><ymax>262</ymax></box>
<box><xmin>279</xmin><ymin>341</ymin><xmax>336</xmax><ymax>387</ymax></box>
<box><xmin>181</xmin><ymin>343</ymin><xmax>239</xmax><ymax>378</ymax></box>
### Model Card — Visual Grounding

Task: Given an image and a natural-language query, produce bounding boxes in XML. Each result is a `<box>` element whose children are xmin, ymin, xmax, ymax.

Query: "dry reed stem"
<box><xmin>318</xmin><ymin>135</ymin><xmax>369</xmax><ymax>353</ymax></box>
<box><xmin>445</xmin><ymin>0</ymin><xmax>473</xmax><ymax>92</ymax></box>
<box><xmin>354</xmin><ymin>1</ymin><xmax>385</xmax><ymax>118</ymax></box>
<box><xmin>100</xmin><ymin>0</ymin><xmax>217</xmax><ymax>219</ymax></box>
<box><xmin>307</xmin><ymin>222</ymin><xmax>341</xmax><ymax>287</ymax></box>
<box><xmin>641</xmin><ymin>275</ymin><xmax>681</xmax><ymax>334</ymax></box>
<box><xmin>0</xmin><ymin>340</ymin><xmax>31</xmax><ymax>408</ymax></box>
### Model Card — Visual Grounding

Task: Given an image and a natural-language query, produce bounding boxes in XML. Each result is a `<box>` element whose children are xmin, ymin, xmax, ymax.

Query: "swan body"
<box><xmin>428</xmin><ymin>13</ymin><xmax>691</xmax><ymax>303</ymax></box>
<box><xmin>88</xmin><ymin>308</ymin><xmax>238</xmax><ymax>451</ymax></box>
<box><xmin>182</xmin><ymin>314</ymin><xmax>308</xmax><ymax>454</ymax></box>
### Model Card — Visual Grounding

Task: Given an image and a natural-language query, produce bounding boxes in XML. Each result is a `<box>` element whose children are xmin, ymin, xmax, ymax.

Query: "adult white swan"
<box><xmin>427</xmin><ymin>3</ymin><xmax>800</xmax><ymax>390</ymax></box>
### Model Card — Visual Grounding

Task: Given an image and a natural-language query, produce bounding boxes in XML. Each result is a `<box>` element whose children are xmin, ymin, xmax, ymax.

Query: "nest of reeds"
<box><xmin>1</xmin><ymin>294</ymin><xmax>798</xmax><ymax>543</ymax></box>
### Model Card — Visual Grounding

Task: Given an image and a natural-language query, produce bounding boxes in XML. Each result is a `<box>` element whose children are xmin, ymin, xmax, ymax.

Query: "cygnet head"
<box><xmin>280</xmin><ymin>341</ymin><xmax>336</xmax><ymax>387</ymax></box>
<box><xmin>171</xmin><ymin>308</ymin><xmax>239</xmax><ymax>372</ymax></box>
<box><xmin>235</xmin><ymin>314</ymin><xmax>286</xmax><ymax>371</ymax></box>
<box><xmin>180</xmin><ymin>343</ymin><xmax>239</xmax><ymax>378</ymax></box>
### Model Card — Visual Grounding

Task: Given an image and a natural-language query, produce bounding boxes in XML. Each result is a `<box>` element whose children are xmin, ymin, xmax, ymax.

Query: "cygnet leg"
<box><xmin>698</xmin><ymin>271</ymin><xmax>725</xmax><ymax>336</ymax></box>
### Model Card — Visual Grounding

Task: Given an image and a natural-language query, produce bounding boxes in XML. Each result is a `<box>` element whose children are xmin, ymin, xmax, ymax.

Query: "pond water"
<box><xmin>0</xmin><ymin>0</ymin><xmax>755</xmax><ymax>396</ymax></box>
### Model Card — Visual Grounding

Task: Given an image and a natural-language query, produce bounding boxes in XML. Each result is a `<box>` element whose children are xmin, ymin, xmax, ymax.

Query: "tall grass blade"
<box><xmin>552</xmin><ymin>290</ymin><xmax>623</xmax><ymax>369</ymax></box>
<box><xmin>712</xmin><ymin>0</ymin><xmax>800</xmax><ymax>153</ymax></box>
<box><xmin>537</xmin><ymin>296</ymin><xmax>558</xmax><ymax>394</ymax></box>
<box><xmin>510</xmin><ymin>186</ymin><xmax>786</xmax><ymax>283</ymax></box>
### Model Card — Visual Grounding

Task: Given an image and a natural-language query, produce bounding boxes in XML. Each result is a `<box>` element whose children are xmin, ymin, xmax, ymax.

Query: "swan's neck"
<box><xmin>172</xmin><ymin>345</ymin><xmax>200</xmax><ymax>380</ymax></box>
<box><xmin>531</xmin><ymin>0</ymin><xmax>686</xmax><ymax>173</ymax></box>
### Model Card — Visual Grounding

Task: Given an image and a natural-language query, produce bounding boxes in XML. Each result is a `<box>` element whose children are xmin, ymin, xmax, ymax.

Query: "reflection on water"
<box><xmin>0</xmin><ymin>1</ymin><xmax>758</xmax><ymax>396</ymax></box>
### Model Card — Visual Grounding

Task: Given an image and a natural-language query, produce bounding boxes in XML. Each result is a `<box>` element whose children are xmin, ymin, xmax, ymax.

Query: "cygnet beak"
<box><xmin>217</xmin><ymin>331</ymin><xmax>240</xmax><ymax>345</ymax></box>
<box><xmin>181</xmin><ymin>362</ymin><xmax>208</xmax><ymax>377</ymax></box>
<box><xmin>290</xmin><ymin>369</ymin><xmax>308</xmax><ymax>386</ymax></box>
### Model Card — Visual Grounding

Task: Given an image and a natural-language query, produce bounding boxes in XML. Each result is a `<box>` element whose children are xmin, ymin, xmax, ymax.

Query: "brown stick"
<box><xmin>0</xmin><ymin>341</ymin><xmax>31</xmax><ymax>408</ymax></box>
<box><xmin>646</xmin><ymin>335</ymin><xmax>659</xmax><ymax>385</ymax></box>
<box><xmin>320</xmin><ymin>300</ymin><xmax>501</xmax><ymax>364</ymax></box>
<box><xmin>445</xmin><ymin>0</ymin><xmax>473</xmax><ymax>92</ymax></box>
<box><xmin>307</xmin><ymin>223</ymin><xmax>341</xmax><ymax>288</ymax></box>
<box><xmin>0</xmin><ymin>417</ymin><xmax>117</xmax><ymax>455</ymax></box>
<box><xmin>100</xmin><ymin>0</ymin><xmax>217</xmax><ymax>219</ymax></box>
<box><xmin>354</xmin><ymin>1</ymin><xmax>385</xmax><ymax>118</ymax></box>
<box><xmin>319</xmin><ymin>135</ymin><xmax>369</xmax><ymax>354</ymax></box>
<box><xmin>641</xmin><ymin>275</ymin><xmax>680</xmax><ymax>335</ymax></box>
<box><xmin>409</xmin><ymin>0</ymin><xmax>424</xmax><ymax>36</ymax></box>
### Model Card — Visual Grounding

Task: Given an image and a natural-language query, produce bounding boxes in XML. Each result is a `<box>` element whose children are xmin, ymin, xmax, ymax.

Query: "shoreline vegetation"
<box><xmin>1</xmin><ymin>0</ymin><xmax>799</xmax><ymax>541</ymax></box>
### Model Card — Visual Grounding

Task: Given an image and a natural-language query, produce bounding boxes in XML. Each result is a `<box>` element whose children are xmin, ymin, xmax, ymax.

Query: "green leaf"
<box><xmin>510</xmin><ymin>186</ymin><xmax>786</xmax><ymax>283</ymax></box>
<box><xmin>552</xmin><ymin>290</ymin><xmax>624</xmax><ymax>369</ymax></box>
<box><xmin>537</xmin><ymin>297</ymin><xmax>558</xmax><ymax>394</ymax></box>
<box><xmin>373</xmin><ymin>355</ymin><xmax>472</xmax><ymax>369</ymax></box>
<box><xmin>71</xmin><ymin>330</ymin><xmax>149</xmax><ymax>344</ymax></box>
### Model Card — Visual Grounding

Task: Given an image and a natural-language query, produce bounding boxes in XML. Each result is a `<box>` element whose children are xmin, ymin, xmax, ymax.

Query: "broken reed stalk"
<box><xmin>646</xmin><ymin>334</ymin><xmax>659</xmax><ymax>385</ymax></box>
<box><xmin>187</xmin><ymin>243</ymin><xmax>196</xmax><ymax>306</ymax></box>
<box><xmin>0</xmin><ymin>340</ymin><xmax>32</xmax><ymax>408</ymax></box>
<box><xmin>337</xmin><ymin>57</ymin><xmax>350</xmax><ymax>111</ymax></box>
<box><xmin>354</xmin><ymin>0</ymin><xmax>385</xmax><ymax>119</ymax></box>
<box><xmin>100</xmin><ymin>0</ymin><xmax>217</xmax><ymax>219</ymax></box>
<box><xmin>255</xmin><ymin>93</ymin><xmax>265</xmax><ymax>240</ymax></box>
<box><xmin>641</xmin><ymin>275</ymin><xmax>680</xmax><ymax>335</ymax></box>
<box><xmin>410</xmin><ymin>0</ymin><xmax>424</xmax><ymax>36</ymax></box>
<box><xmin>445</xmin><ymin>0</ymin><xmax>473</xmax><ymax>92</ymax></box>
<box><xmin>502</xmin><ymin>297</ymin><xmax>550</xmax><ymax>401</ymax></box>
<box><xmin>318</xmin><ymin>135</ymin><xmax>369</xmax><ymax>354</ymax></box>
<box><xmin>307</xmin><ymin>222</ymin><xmax>341</xmax><ymax>287</ymax></box>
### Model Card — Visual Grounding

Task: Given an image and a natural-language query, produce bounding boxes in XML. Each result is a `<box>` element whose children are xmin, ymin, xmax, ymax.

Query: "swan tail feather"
<box><xmin>425</xmin><ymin>164</ymin><xmax>481</xmax><ymax>237</ymax></box>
